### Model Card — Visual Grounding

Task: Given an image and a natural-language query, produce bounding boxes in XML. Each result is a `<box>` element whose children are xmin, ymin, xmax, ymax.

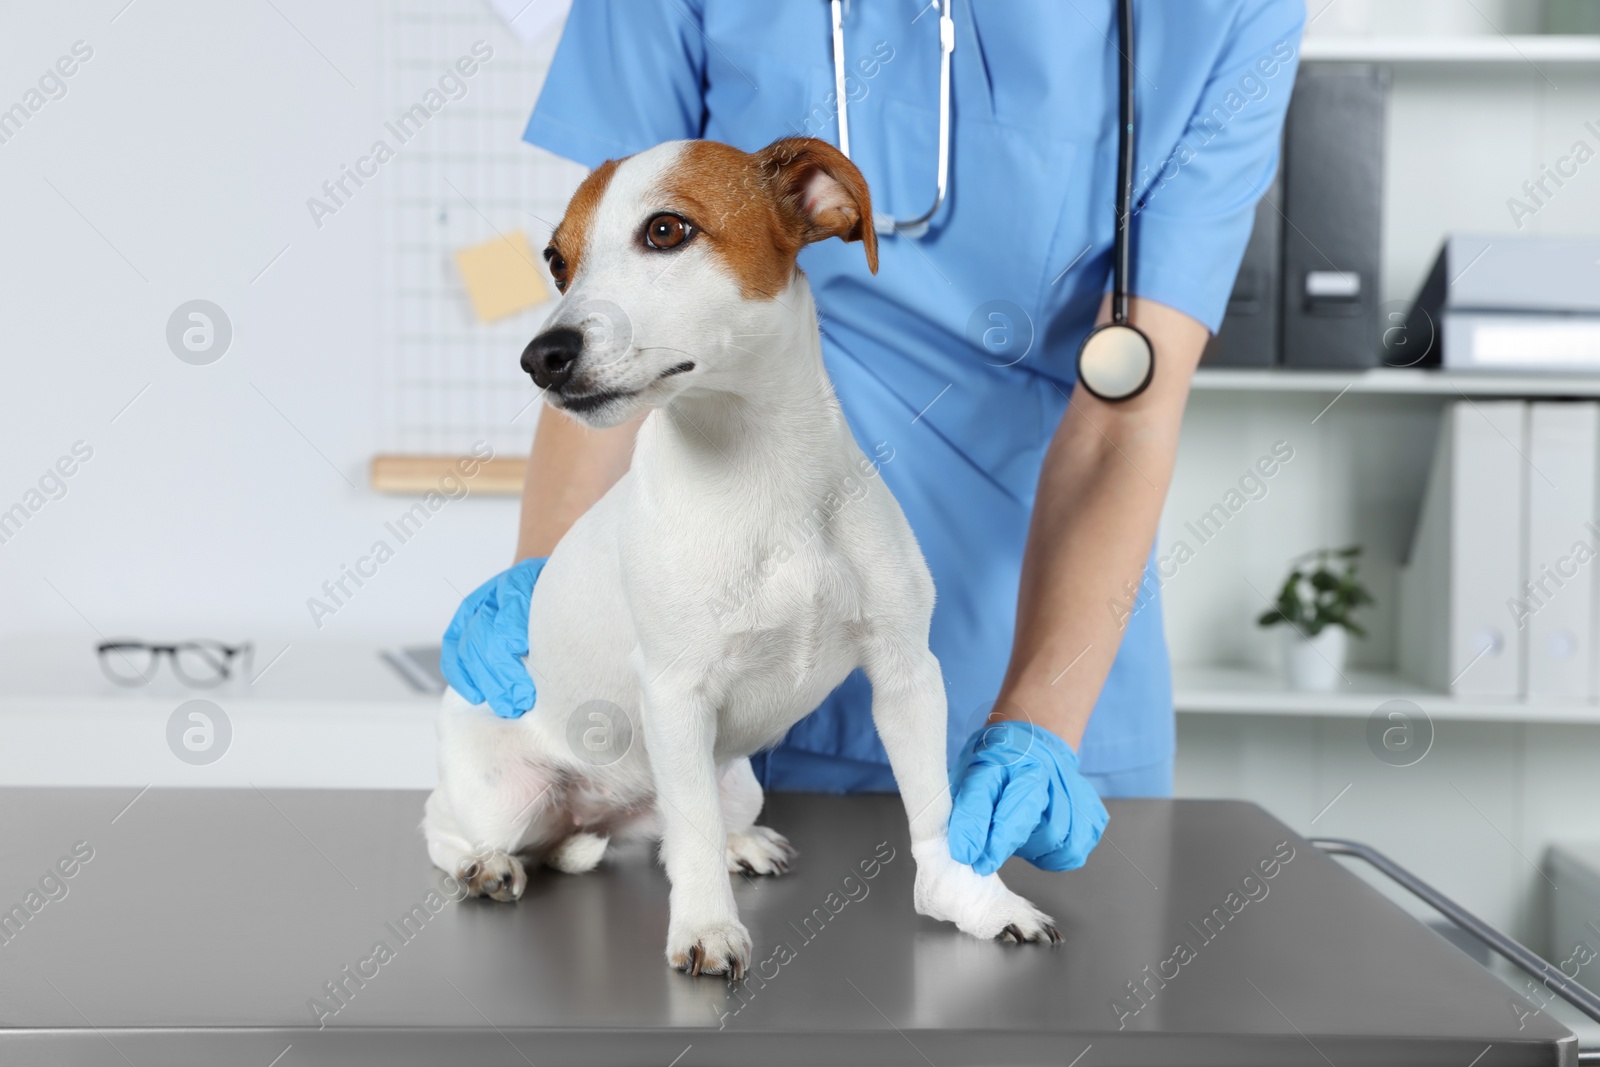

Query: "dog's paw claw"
<box><xmin>668</xmin><ymin>918</ymin><xmax>752</xmax><ymax>980</ymax></box>
<box><xmin>455</xmin><ymin>851</ymin><xmax>526</xmax><ymax>902</ymax></box>
<box><xmin>998</xmin><ymin>921</ymin><xmax>1060</xmax><ymax>945</ymax></box>
<box><xmin>990</xmin><ymin>910</ymin><xmax>1057</xmax><ymax>944</ymax></box>
<box><xmin>726</xmin><ymin>826</ymin><xmax>794</xmax><ymax>876</ymax></box>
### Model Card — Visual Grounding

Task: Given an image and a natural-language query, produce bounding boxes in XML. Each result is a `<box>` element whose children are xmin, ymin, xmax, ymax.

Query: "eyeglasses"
<box><xmin>97</xmin><ymin>640</ymin><xmax>255</xmax><ymax>688</ymax></box>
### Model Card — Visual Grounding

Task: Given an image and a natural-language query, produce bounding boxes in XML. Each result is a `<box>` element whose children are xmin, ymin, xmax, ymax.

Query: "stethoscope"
<box><xmin>830</xmin><ymin>0</ymin><xmax>1153</xmax><ymax>402</ymax></box>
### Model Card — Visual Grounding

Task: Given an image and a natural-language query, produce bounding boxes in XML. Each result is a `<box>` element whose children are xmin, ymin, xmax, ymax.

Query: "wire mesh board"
<box><xmin>378</xmin><ymin>0</ymin><xmax>585</xmax><ymax>461</ymax></box>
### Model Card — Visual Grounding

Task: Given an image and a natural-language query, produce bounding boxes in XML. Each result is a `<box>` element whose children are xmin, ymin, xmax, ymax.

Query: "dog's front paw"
<box><xmin>667</xmin><ymin>917</ymin><xmax>752</xmax><ymax>979</ymax></box>
<box><xmin>457</xmin><ymin>851</ymin><xmax>527</xmax><ymax>902</ymax></box>
<box><xmin>727</xmin><ymin>826</ymin><xmax>796</xmax><ymax>876</ymax></box>
<box><xmin>911</xmin><ymin>840</ymin><xmax>1060</xmax><ymax>944</ymax></box>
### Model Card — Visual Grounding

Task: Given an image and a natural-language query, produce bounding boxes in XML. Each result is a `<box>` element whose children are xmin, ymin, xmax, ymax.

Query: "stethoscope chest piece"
<box><xmin>1076</xmin><ymin>321</ymin><xmax>1154</xmax><ymax>402</ymax></box>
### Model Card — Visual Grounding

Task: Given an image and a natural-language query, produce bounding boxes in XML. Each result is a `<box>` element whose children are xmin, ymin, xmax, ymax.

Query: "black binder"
<box><xmin>1280</xmin><ymin>64</ymin><xmax>1390</xmax><ymax>369</ymax></box>
<box><xmin>1202</xmin><ymin>175</ymin><xmax>1282</xmax><ymax>367</ymax></box>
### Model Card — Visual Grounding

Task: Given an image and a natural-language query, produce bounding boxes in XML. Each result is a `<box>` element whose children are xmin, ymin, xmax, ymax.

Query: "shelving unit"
<box><xmin>1160</xmin><ymin>24</ymin><xmax>1600</xmax><ymax>948</ymax></box>
<box><xmin>1174</xmin><ymin>665</ymin><xmax>1600</xmax><ymax>725</ymax></box>
<box><xmin>1192</xmin><ymin>367</ymin><xmax>1600</xmax><ymax>397</ymax></box>
<box><xmin>1173</xmin><ymin>34</ymin><xmax>1600</xmax><ymax>734</ymax></box>
<box><xmin>1300</xmin><ymin>35</ymin><xmax>1600</xmax><ymax>64</ymax></box>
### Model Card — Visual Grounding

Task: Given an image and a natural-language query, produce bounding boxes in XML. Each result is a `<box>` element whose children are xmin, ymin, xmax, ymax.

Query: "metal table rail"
<box><xmin>1313</xmin><ymin>838</ymin><xmax>1600</xmax><ymax>1063</ymax></box>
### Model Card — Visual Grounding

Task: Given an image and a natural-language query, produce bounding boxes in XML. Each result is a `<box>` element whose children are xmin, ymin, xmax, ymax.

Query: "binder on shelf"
<box><xmin>1280</xmin><ymin>64</ymin><xmax>1390</xmax><ymax>370</ymax></box>
<box><xmin>1522</xmin><ymin>402</ymin><xmax>1598</xmax><ymax>700</ymax></box>
<box><xmin>1398</xmin><ymin>400</ymin><xmax>1526</xmax><ymax>698</ymax></box>
<box><xmin>1202</xmin><ymin>175</ymin><xmax>1282</xmax><ymax>367</ymax></box>
<box><xmin>1405</xmin><ymin>235</ymin><xmax>1600</xmax><ymax>371</ymax></box>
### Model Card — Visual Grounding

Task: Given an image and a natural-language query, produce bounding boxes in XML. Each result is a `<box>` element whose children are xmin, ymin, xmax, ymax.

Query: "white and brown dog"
<box><xmin>423</xmin><ymin>136</ymin><xmax>1057</xmax><ymax>978</ymax></box>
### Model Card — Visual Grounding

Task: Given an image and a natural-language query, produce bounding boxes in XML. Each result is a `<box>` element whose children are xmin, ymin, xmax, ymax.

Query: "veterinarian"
<box><xmin>444</xmin><ymin>0</ymin><xmax>1304</xmax><ymax>876</ymax></box>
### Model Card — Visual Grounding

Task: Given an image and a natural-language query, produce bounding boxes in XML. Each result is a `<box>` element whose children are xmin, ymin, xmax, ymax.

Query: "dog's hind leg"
<box><xmin>720</xmin><ymin>758</ymin><xmax>795</xmax><ymax>876</ymax></box>
<box><xmin>423</xmin><ymin>694</ymin><xmax>558</xmax><ymax>902</ymax></box>
<box><xmin>861</xmin><ymin>637</ymin><xmax>1059</xmax><ymax>944</ymax></box>
<box><xmin>423</xmin><ymin>786</ymin><xmax>529</xmax><ymax>902</ymax></box>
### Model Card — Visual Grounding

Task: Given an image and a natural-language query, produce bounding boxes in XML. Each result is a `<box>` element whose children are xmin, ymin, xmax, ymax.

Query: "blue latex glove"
<box><xmin>440</xmin><ymin>558</ymin><xmax>547</xmax><ymax>719</ymax></box>
<box><xmin>948</xmin><ymin>719</ymin><xmax>1109</xmax><ymax>876</ymax></box>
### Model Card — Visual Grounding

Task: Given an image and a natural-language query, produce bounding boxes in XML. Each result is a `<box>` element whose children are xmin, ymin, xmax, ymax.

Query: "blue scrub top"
<box><xmin>525</xmin><ymin>0</ymin><xmax>1304</xmax><ymax>792</ymax></box>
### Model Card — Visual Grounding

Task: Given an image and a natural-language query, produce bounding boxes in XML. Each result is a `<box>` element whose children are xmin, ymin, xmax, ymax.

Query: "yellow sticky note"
<box><xmin>454</xmin><ymin>230</ymin><xmax>550</xmax><ymax>322</ymax></box>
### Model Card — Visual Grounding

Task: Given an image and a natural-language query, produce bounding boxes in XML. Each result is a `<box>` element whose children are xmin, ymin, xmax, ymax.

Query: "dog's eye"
<box><xmin>644</xmin><ymin>214</ymin><xmax>692</xmax><ymax>251</ymax></box>
<box><xmin>543</xmin><ymin>246</ymin><xmax>568</xmax><ymax>291</ymax></box>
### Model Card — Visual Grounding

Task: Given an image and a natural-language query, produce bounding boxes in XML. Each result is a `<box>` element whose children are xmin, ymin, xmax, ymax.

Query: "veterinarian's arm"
<box><xmin>513</xmin><ymin>411</ymin><xmax>643</xmax><ymax>560</ymax></box>
<box><xmin>992</xmin><ymin>295</ymin><xmax>1208</xmax><ymax>747</ymax></box>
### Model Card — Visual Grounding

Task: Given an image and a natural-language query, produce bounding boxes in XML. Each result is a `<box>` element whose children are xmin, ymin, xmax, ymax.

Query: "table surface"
<box><xmin>0</xmin><ymin>789</ymin><xmax>1577</xmax><ymax>1067</ymax></box>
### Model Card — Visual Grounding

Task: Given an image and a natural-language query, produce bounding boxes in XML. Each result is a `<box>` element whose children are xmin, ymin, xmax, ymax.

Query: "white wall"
<box><xmin>0</xmin><ymin>0</ymin><xmax>566</xmax><ymax>647</ymax></box>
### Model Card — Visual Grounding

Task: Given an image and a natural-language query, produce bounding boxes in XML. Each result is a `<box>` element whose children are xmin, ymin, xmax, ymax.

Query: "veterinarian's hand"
<box><xmin>440</xmin><ymin>558</ymin><xmax>547</xmax><ymax>719</ymax></box>
<box><xmin>948</xmin><ymin>720</ymin><xmax>1109</xmax><ymax>876</ymax></box>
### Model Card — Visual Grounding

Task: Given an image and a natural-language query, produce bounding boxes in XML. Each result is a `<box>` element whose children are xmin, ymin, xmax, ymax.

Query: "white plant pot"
<box><xmin>1282</xmin><ymin>626</ymin><xmax>1348</xmax><ymax>692</ymax></box>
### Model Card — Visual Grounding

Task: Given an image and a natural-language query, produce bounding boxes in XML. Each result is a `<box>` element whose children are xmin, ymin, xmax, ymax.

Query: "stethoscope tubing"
<box><xmin>831</xmin><ymin>0</ymin><xmax>952</xmax><ymax>236</ymax></box>
<box><xmin>832</xmin><ymin>0</ymin><xmax>1151</xmax><ymax>401</ymax></box>
<box><xmin>1111</xmin><ymin>0</ymin><xmax>1135</xmax><ymax>326</ymax></box>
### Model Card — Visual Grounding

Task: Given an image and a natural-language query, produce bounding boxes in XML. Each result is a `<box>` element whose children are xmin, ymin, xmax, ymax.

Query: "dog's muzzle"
<box><xmin>522</xmin><ymin>327</ymin><xmax>584</xmax><ymax>391</ymax></box>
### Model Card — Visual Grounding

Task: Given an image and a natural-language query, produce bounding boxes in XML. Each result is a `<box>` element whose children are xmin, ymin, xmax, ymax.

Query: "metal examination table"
<box><xmin>0</xmin><ymin>790</ymin><xmax>1585</xmax><ymax>1065</ymax></box>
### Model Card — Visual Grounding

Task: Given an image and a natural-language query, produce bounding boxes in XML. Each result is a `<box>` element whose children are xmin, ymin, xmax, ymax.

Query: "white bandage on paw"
<box><xmin>911</xmin><ymin>838</ymin><xmax>1056</xmax><ymax>941</ymax></box>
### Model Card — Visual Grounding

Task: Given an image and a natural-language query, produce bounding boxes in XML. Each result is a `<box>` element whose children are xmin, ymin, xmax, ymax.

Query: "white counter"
<box><xmin>0</xmin><ymin>637</ymin><xmax>438</xmax><ymax>789</ymax></box>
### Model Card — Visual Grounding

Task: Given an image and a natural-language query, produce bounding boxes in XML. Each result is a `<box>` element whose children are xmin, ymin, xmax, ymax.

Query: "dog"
<box><xmin>423</xmin><ymin>136</ymin><xmax>1058</xmax><ymax>978</ymax></box>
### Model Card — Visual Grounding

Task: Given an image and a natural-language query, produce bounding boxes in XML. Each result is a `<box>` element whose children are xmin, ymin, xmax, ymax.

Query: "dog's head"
<box><xmin>521</xmin><ymin>137</ymin><xmax>877</xmax><ymax>428</ymax></box>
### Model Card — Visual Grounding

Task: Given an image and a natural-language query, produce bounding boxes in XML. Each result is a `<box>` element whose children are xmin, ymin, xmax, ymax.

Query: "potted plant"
<box><xmin>1257</xmin><ymin>546</ymin><xmax>1375</xmax><ymax>692</ymax></box>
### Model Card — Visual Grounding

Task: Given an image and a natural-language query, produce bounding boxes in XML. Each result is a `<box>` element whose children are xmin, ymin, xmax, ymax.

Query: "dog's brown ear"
<box><xmin>756</xmin><ymin>137</ymin><xmax>878</xmax><ymax>275</ymax></box>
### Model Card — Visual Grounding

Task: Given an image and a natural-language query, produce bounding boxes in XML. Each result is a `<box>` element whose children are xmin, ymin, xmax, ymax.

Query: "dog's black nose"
<box><xmin>522</xmin><ymin>327</ymin><xmax>584</xmax><ymax>390</ymax></box>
